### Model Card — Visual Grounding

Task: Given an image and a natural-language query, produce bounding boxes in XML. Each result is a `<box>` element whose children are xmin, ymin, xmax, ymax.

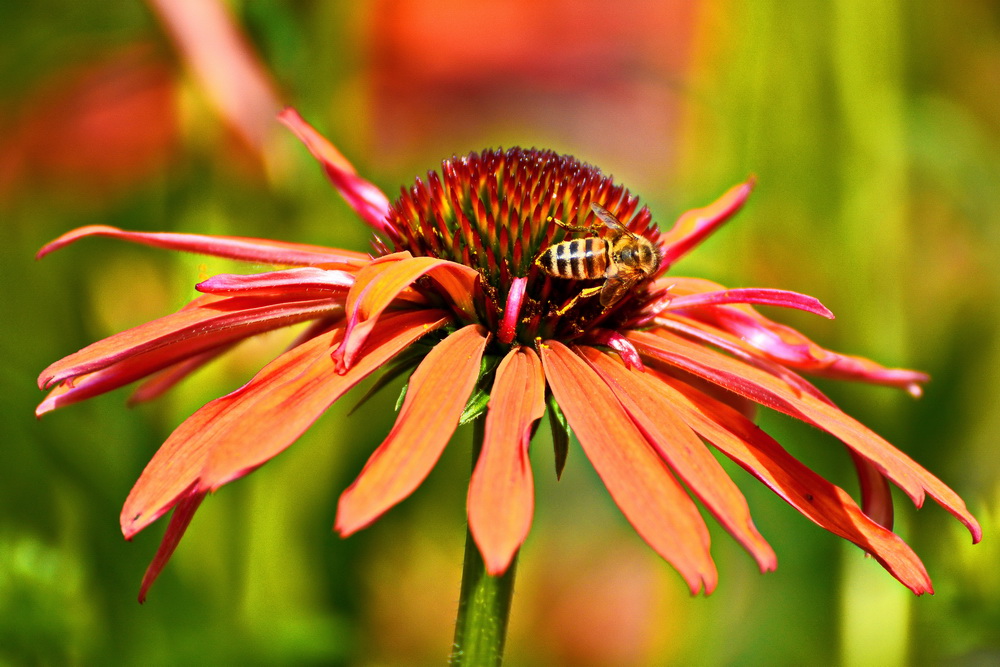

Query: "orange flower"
<box><xmin>38</xmin><ymin>108</ymin><xmax>979</xmax><ymax>601</ymax></box>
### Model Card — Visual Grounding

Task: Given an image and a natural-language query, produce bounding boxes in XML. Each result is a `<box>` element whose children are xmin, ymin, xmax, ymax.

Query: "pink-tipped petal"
<box><xmin>581</xmin><ymin>347</ymin><xmax>777</xmax><ymax>573</ymax></box>
<box><xmin>40</xmin><ymin>294</ymin><xmax>342</xmax><ymax>390</ymax></box>
<box><xmin>137</xmin><ymin>488</ymin><xmax>205</xmax><ymax>603</ymax></box>
<box><xmin>539</xmin><ymin>340</ymin><xmax>718</xmax><ymax>595</ymax></box>
<box><xmin>661</xmin><ymin>277</ymin><xmax>928</xmax><ymax>393</ymax></box>
<box><xmin>468</xmin><ymin>346</ymin><xmax>545</xmax><ymax>575</ymax></box>
<box><xmin>336</xmin><ymin>324</ymin><xmax>489</xmax><ymax>535</ymax></box>
<box><xmin>37</xmin><ymin>225</ymin><xmax>366</xmax><ymax>267</ymax></box>
<box><xmin>37</xmin><ymin>340</ymin><xmax>234</xmax><ymax>416</ymax></box>
<box><xmin>712</xmin><ymin>311</ymin><xmax>928</xmax><ymax>392</ymax></box>
<box><xmin>659</xmin><ymin>178</ymin><xmax>754</xmax><ymax>271</ymax></box>
<box><xmin>664</xmin><ymin>287</ymin><xmax>834</xmax><ymax>319</ymax></box>
<box><xmin>655</xmin><ymin>314</ymin><xmax>836</xmax><ymax>404</ymax></box>
<box><xmin>278</xmin><ymin>108</ymin><xmax>393</xmax><ymax>235</ymax></box>
<box><xmin>122</xmin><ymin>309</ymin><xmax>450</xmax><ymax>539</ymax></box>
<box><xmin>630</xmin><ymin>329</ymin><xmax>982</xmax><ymax>543</ymax></box>
<box><xmin>588</xmin><ymin>329</ymin><xmax>644</xmax><ymax>371</ymax></box>
<box><xmin>195</xmin><ymin>267</ymin><xmax>354</xmax><ymax>297</ymax></box>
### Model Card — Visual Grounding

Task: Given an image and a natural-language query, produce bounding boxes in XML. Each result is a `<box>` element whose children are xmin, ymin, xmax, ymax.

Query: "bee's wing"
<box><xmin>599</xmin><ymin>269</ymin><xmax>642</xmax><ymax>307</ymax></box>
<box><xmin>590</xmin><ymin>202</ymin><xmax>638</xmax><ymax>239</ymax></box>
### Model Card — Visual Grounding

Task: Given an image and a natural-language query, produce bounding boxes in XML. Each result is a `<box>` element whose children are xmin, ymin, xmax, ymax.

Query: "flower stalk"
<box><xmin>451</xmin><ymin>416</ymin><xmax>518</xmax><ymax>666</ymax></box>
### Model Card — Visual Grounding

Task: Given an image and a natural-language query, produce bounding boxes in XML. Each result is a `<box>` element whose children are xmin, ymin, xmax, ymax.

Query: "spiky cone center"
<box><xmin>383</xmin><ymin>148</ymin><xmax>663</xmax><ymax>345</ymax></box>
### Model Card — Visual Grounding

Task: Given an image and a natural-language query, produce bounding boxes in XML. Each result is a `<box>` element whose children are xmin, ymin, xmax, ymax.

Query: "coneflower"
<box><xmin>37</xmin><ymin>108</ymin><xmax>980</xmax><ymax>663</ymax></box>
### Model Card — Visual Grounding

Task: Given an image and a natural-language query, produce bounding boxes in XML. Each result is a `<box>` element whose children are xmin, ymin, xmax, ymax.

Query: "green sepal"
<box><xmin>458</xmin><ymin>389</ymin><xmax>491</xmax><ymax>426</ymax></box>
<box><xmin>395</xmin><ymin>381</ymin><xmax>409</xmax><ymax>412</ymax></box>
<box><xmin>546</xmin><ymin>391</ymin><xmax>570</xmax><ymax>480</ymax></box>
<box><xmin>457</xmin><ymin>352</ymin><xmax>502</xmax><ymax>427</ymax></box>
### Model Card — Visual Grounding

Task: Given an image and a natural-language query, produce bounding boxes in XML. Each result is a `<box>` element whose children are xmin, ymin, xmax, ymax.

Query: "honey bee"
<box><xmin>536</xmin><ymin>202</ymin><xmax>661</xmax><ymax>308</ymax></box>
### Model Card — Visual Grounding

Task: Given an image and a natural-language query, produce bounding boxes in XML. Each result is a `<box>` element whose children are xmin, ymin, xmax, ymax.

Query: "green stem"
<box><xmin>450</xmin><ymin>417</ymin><xmax>518</xmax><ymax>666</ymax></box>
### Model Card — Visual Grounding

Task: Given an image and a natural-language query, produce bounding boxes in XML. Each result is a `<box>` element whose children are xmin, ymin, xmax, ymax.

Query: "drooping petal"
<box><xmin>137</xmin><ymin>488</ymin><xmax>205</xmax><ymax>603</ymax></box>
<box><xmin>655</xmin><ymin>314</ymin><xmax>836</xmax><ymax>404</ymax></box>
<box><xmin>658</xmin><ymin>178</ymin><xmax>754</xmax><ymax>271</ymax></box>
<box><xmin>660</xmin><ymin>287</ymin><xmax>834</xmax><ymax>319</ymax></box>
<box><xmin>659</xmin><ymin>277</ymin><xmax>928</xmax><ymax>395</ymax></box>
<box><xmin>195</xmin><ymin>267</ymin><xmax>354</xmax><ymax>297</ymax></box>
<box><xmin>335</xmin><ymin>254</ymin><xmax>478</xmax><ymax>371</ymax></box>
<box><xmin>539</xmin><ymin>340</ymin><xmax>718</xmax><ymax>595</ymax></box>
<box><xmin>37</xmin><ymin>225</ymin><xmax>366</xmax><ymax>268</ymax></box>
<box><xmin>580</xmin><ymin>346</ymin><xmax>777</xmax><ymax>572</ymax></box>
<box><xmin>723</xmin><ymin>312</ymin><xmax>928</xmax><ymax>395</ymax></box>
<box><xmin>336</xmin><ymin>324</ymin><xmax>489</xmax><ymax>535</ymax></box>
<box><xmin>468</xmin><ymin>346</ymin><xmax>545</xmax><ymax>575</ymax></box>
<box><xmin>655</xmin><ymin>373</ymin><xmax>934</xmax><ymax>594</ymax></box>
<box><xmin>121</xmin><ymin>308</ymin><xmax>451</xmax><ymax>538</ymax></box>
<box><xmin>278</xmin><ymin>108</ymin><xmax>393</xmax><ymax>236</ymax></box>
<box><xmin>630</xmin><ymin>329</ymin><xmax>982</xmax><ymax>543</ymax></box>
<box><xmin>39</xmin><ymin>294</ymin><xmax>342</xmax><ymax>390</ymax></box>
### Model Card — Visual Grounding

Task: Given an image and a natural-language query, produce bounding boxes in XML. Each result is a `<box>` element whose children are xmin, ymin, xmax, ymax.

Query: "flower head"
<box><xmin>38</xmin><ymin>108</ymin><xmax>980</xmax><ymax>600</ymax></box>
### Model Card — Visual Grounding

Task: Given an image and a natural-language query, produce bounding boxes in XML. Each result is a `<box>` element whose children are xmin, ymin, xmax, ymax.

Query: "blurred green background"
<box><xmin>2</xmin><ymin>1</ymin><xmax>998</xmax><ymax>664</ymax></box>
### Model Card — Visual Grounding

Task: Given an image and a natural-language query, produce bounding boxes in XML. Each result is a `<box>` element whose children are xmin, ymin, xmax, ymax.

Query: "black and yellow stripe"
<box><xmin>538</xmin><ymin>238</ymin><xmax>609</xmax><ymax>280</ymax></box>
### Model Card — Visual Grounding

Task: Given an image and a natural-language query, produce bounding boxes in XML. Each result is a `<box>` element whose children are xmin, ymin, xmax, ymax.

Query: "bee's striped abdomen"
<box><xmin>573</xmin><ymin>238</ymin><xmax>609</xmax><ymax>279</ymax></box>
<box><xmin>537</xmin><ymin>238</ymin><xmax>609</xmax><ymax>279</ymax></box>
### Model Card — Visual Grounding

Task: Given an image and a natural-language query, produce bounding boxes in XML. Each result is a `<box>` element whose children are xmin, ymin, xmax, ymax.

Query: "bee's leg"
<box><xmin>556</xmin><ymin>285</ymin><xmax>603</xmax><ymax>315</ymax></box>
<box><xmin>546</xmin><ymin>216</ymin><xmax>593</xmax><ymax>233</ymax></box>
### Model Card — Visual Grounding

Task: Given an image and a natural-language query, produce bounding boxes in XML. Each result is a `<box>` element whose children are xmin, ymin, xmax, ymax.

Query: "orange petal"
<box><xmin>580</xmin><ymin>346</ymin><xmax>777</xmax><ymax>572</ymax></box>
<box><xmin>656</xmin><ymin>374</ymin><xmax>935</xmax><ymax>594</ymax></box>
<box><xmin>468</xmin><ymin>346</ymin><xmax>545</xmax><ymax>575</ymax></box>
<box><xmin>350</xmin><ymin>254</ymin><xmax>477</xmax><ymax>321</ymax></box>
<box><xmin>630</xmin><ymin>329</ymin><xmax>982</xmax><ymax>543</ymax></box>
<box><xmin>539</xmin><ymin>340</ymin><xmax>718</xmax><ymax>595</ymax></box>
<box><xmin>336</xmin><ymin>324</ymin><xmax>489</xmax><ymax>535</ymax></box>
<box><xmin>205</xmin><ymin>308</ymin><xmax>450</xmax><ymax>488</ymax></box>
<box><xmin>121</xmin><ymin>308</ymin><xmax>451</xmax><ymax>538</ymax></box>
